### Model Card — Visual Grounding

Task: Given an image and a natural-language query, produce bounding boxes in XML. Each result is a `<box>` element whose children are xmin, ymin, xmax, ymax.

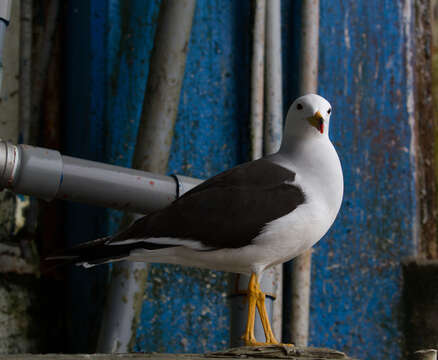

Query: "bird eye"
<box><xmin>296</xmin><ymin>103</ymin><xmax>303</xmax><ymax>110</ymax></box>
<box><xmin>327</xmin><ymin>108</ymin><xmax>332</xmax><ymax>114</ymax></box>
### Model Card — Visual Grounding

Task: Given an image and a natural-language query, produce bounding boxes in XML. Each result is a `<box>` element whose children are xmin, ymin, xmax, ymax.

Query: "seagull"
<box><xmin>51</xmin><ymin>94</ymin><xmax>343</xmax><ymax>346</ymax></box>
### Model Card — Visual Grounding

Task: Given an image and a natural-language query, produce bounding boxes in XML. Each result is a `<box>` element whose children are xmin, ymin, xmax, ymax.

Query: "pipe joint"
<box><xmin>0</xmin><ymin>140</ymin><xmax>20</xmax><ymax>188</ymax></box>
<box><xmin>0</xmin><ymin>141</ymin><xmax>63</xmax><ymax>201</ymax></box>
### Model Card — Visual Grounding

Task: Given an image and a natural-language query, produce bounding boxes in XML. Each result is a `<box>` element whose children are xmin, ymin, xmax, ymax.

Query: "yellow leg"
<box><xmin>256</xmin><ymin>290</ymin><xmax>279</xmax><ymax>344</ymax></box>
<box><xmin>242</xmin><ymin>273</ymin><xmax>259</xmax><ymax>345</ymax></box>
<box><xmin>242</xmin><ymin>272</ymin><xmax>293</xmax><ymax>346</ymax></box>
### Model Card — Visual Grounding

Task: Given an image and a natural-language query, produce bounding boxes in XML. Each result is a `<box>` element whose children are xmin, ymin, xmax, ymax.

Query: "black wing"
<box><xmin>112</xmin><ymin>158</ymin><xmax>305</xmax><ymax>249</ymax></box>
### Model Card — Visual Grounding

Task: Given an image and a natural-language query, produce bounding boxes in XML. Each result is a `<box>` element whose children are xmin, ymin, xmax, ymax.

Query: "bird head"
<box><xmin>284</xmin><ymin>94</ymin><xmax>332</xmax><ymax>139</ymax></box>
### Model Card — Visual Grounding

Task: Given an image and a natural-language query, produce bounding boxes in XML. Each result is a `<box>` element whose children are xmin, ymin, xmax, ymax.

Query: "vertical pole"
<box><xmin>265</xmin><ymin>0</ymin><xmax>284</xmax><ymax>339</ymax></box>
<box><xmin>96</xmin><ymin>0</ymin><xmax>196</xmax><ymax>353</ymax></box>
<box><xmin>288</xmin><ymin>0</ymin><xmax>320</xmax><ymax>347</ymax></box>
<box><xmin>250</xmin><ymin>0</ymin><xmax>266</xmax><ymax>160</ymax></box>
<box><xmin>265</xmin><ymin>0</ymin><xmax>283</xmax><ymax>155</ymax></box>
<box><xmin>230</xmin><ymin>0</ymin><xmax>269</xmax><ymax>346</ymax></box>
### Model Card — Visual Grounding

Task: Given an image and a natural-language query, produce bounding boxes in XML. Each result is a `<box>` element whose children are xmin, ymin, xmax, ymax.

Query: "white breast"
<box><xmin>254</xmin><ymin>137</ymin><xmax>344</xmax><ymax>269</ymax></box>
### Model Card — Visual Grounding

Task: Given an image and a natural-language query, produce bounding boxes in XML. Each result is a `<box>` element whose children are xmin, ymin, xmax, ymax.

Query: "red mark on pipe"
<box><xmin>149</xmin><ymin>181</ymin><xmax>155</xmax><ymax>186</ymax></box>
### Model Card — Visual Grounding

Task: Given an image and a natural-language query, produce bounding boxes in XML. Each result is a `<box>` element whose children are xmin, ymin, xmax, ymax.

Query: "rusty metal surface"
<box><xmin>414</xmin><ymin>0</ymin><xmax>438</xmax><ymax>259</ymax></box>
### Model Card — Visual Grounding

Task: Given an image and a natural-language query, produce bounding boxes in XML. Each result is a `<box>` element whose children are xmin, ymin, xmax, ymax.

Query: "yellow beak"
<box><xmin>307</xmin><ymin>111</ymin><xmax>324</xmax><ymax>134</ymax></box>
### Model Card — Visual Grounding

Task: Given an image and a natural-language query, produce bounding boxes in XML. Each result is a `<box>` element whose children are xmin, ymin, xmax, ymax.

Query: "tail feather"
<box><xmin>44</xmin><ymin>236</ymin><xmax>175</xmax><ymax>271</ymax></box>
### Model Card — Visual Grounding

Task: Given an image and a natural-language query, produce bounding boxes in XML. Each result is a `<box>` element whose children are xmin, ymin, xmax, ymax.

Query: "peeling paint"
<box><xmin>13</xmin><ymin>195</ymin><xmax>29</xmax><ymax>236</ymax></box>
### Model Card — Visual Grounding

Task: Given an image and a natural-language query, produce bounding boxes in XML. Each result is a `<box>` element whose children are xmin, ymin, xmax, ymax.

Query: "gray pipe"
<box><xmin>265</xmin><ymin>0</ymin><xmax>284</xmax><ymax>340</ymax></box>
<box><xmin>249</xmin><ymin>0</ymin><xmax>266</xmax><ymax>160</ymax></box>
<box><xmin>230</xmin><ymin>0</ymin><xmax>267</xmax><ymax>347</ymax></box>
<box><xmin>133</xmin><ymin>0</ymin><xmax>196</xmax><ymax>173</ymax></box>
<box><xmin>230</xmin><ymin>0</ymin><xmax>286</xmax><ymax>346</ymax></box>
<box><xmin>97</xmin><ymin>0</ymin><xmax>196</xmax><ymax>353</ymax></box>
<box><xmin>265</xmin><ymin>0</ymin><xmax>283</xmax><ymax>155</ymax></box>
<box><xmin>0</xmin><ymin>141</ymin><xmax>201</xmax><ymax>211</ymax></box>
<box><xmin>298</xmin><ymin>0</ymin><xmax>319</xmax><ymax>95</ymax></box>
<box><xmin>289</xmin><ymin>0</ymin><xmax>320</xmax><ymax>347</ymax></box>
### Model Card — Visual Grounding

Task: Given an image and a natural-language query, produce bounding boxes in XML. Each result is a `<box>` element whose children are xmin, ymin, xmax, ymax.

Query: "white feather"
<box><xmin>109</xmin><ymin>237</ymin><xmax>212</xmax><ymax>250</ymax></box>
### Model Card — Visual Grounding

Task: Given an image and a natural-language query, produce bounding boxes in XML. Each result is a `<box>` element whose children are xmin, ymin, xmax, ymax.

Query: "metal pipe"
<box><xmin>265</xmin><ymin>0</ymin><xmax>283</xmax><ymax>155</ymax></box>
<box><xmin>230</xmin><ymin>0</ymin><xmax>269</xmax><ymax>346</ymax></box>
<box><xmin>289</xmin><ymin>0</ymin><xmax>320</xmax><ymax>347</ymax></box>
<box><xmin>250</xmin><ymin>0</ymin><xmax>266</xmax><ymax>160</ymax></box>
<box><xmin>298</xmin><ymin>0</ymin><xmax>319</xmax><ymax>95</ymax></box>
<box><xmin>0</xmin><ymin>141</ymin><xmax>201</xmax><ymax>211</ymax></box>
<box><xmin>133</xmin><ymin>0</ymin><xmax>196</xmax><ymax>173</ymax></box>
<box><xmin>0</xmin><ymin>0</ymin><xmax>12</xmax><ymax>90</ymax></box>
<box><xmin>265</xmin><ymin>0</ymin><xmax>283</xmax><ymax>340</ymax></box>
<box><xmin>97</xmin><ymin>0</ymin><xmax>196</xmax><ymax>353</ymax></box>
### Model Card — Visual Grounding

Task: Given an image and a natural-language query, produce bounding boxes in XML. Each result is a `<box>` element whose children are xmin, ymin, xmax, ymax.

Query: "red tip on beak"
<box><xmin>308</xmin><ymin>111</ymin><xmax>324</xmax><ymax>134</ymax></box>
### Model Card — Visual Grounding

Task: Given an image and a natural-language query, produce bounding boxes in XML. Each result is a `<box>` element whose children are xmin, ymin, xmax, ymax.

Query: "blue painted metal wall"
<box><xmin>311</xmin><ymin>2</ymin><xmax>415</xmax><ymax>359</ymax></box>
<box><xmin>64</xmin><ymin>0</ymin><xmax>417</xmax><ymax>359</ymax></box>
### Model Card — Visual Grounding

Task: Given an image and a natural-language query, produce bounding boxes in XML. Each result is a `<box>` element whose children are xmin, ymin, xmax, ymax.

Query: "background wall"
<box><xmin>61</xmin><ymin>1</ymin><xmax>424</xmax><ymax>359</ymax></box>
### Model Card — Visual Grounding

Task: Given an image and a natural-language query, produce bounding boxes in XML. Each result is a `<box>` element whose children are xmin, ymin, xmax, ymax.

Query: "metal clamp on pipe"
<box><xmin>0</xmin><ymin>140</ymin><xmax>19</xmax><ymax>188</ymax></box>
<box><xmin>0</xmin><ymin>141</ymin><xmax>63</xmax><ymax>201</ymax></box>
<box><xmin>0</xmin><ymin>140</ymin><xmax>202</xmax><ymax>213</ymax></box>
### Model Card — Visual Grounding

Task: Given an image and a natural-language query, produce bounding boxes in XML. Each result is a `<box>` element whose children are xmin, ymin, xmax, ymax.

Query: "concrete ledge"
<box><xmin>0</xmin><ymin>345</ymin><xmax>358</xmax><ymax>360</ymax></box>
